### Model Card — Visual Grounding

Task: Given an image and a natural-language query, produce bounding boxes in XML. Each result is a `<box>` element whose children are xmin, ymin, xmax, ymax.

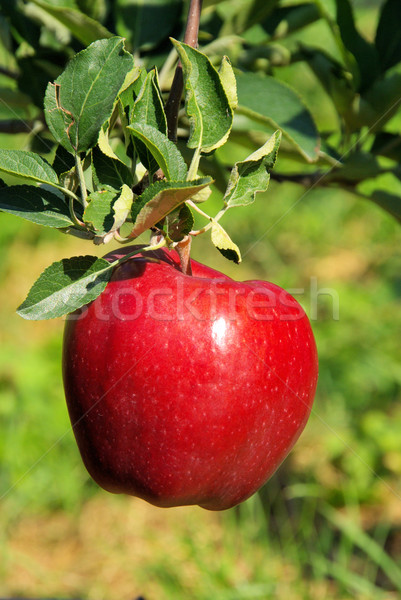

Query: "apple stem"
<box><xmin>165</xmin><ymin>0</ymin><xmax>203</xmax><ymax>141</ymax></box>
<box><xmin>175</xmin><ymin>236</ymin><xmax>193</xmax><ymax>275</ymax></box>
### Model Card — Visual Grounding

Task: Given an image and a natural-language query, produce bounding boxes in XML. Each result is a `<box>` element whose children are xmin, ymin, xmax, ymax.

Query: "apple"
<box><xmin>62</xmin><ymin>247</ymin><xmax>318</xmax><ymax>510</ymax></box>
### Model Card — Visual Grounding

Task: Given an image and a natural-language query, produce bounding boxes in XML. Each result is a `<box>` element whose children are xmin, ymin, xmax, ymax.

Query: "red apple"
<box><xmin>62</xmin><ymin>247</ymin><xmax>318</xmax><ymax>510</ymax></box>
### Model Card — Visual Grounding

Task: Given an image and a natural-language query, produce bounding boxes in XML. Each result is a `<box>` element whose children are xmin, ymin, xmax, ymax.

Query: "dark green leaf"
<box><xmin>335</xmin><ymin>0</ymin><xmax>380</xmax><ymax>91</ymax></box>
<box><xmin>118</xmin><ymin>68</ymin><xmax>147</xmax><ymax>122</ymax></box>
<box><xmin>163</xmin><ymin>204</ymin><xmax>194</xmax><ymax>242</ymax></box>
<box><xmin>172</xmin><ymin>40</ymin><xmax>233</xmax><ymax>152</ymax></box>
<box><xmin>44</xmin><ymin>37</ymin><xmax>134</xmax><ymax>154</ymax></box>
<box><xmin>368</xmin><ymin>191</ymin><xmax>401</xmax><ymax>224</ymax></box>
<box><xmin>0</xmin><ymin>149</ymin><xmax>59</xmax><ymax>186</ymax></box>
<box><xmin>17</xmin><ymin>256</ymin><xmax>113</xmax><ymax>320</ymax></box>
<box><xmin>236</xmin><ymin>71</ymin><xmax>319</xmax><ymax>162</ymax></box>
<box><xmin>247</xmin><ymin>3</ymin><xmax>320</xmax><ymax>42</ymax></box>
<box><xmin>92</xmin><ymin>146</ymin><xmax>134</xmax><ymax>190</ymax></box>
<box><xmin>325</xmin><ymin>152</ymin><xmax>382</xmax><ymax>184</ymax></box>
<box><xmin>298</xmin><ymin>45</ymin><xmax>356</xmax><ymax>125</ymax></box>
<box><xmin>30</xmin><ymin>0</ymin><xmax>114</xmax><ymax>46</ymax></box>
<box><xmin>130</xmin><ymin>70</ymin><xmax>166</xmax><ymax>131</ymax></box>
<box><xmin>130</xmin><ymin>70</ymin><xmax>167</xmax><ymax>174</ymax></box>
<box><xmin>375</xmin><ymin>0</ymin><xmax>401</xmax><ymax>72</ymax></box>
<box><xmin>371</xmin><ymin>133</ymin><xmax>401</xmax><ymax>162</ymax></box>
<box><xmin>130</xmin><ymin>178</ymin><xmax>212</xmax><ymax>239</ymax></box>
<box><xmin>0</xmin><ymin>185</ymin><xmax>73</xmax><ymax>228</ymax></box>
<box><xmin>219</xmin><ymin>0</ymin><xmax>278</xmax><ymax>36</ymax></box>
<box><xmin>114</xmin><ymin>0</ymin><xmax>182</xmax><ymax>51</ymax></box>
<box><xmin>224</xmin><ymin>130</ymin><xmax>281</xmax><ymax>208</ymax></box>
<box><xmin>128</xmin><ymin>123</ymin><xmax>187</xmax><ymax>180</ymax></box>
<box><xmin>84</xmin><ymin>189</ymin><xmax>118</xmax><ymax>234</ymax></box>
<box><xmin>362</xmin><ymin>73</ymin><xmax>401</xmax><ymax>130</ymax></box>
<box><xmin>52</xmin><ymin>144</ymin><xmax>76</xmax><ymax>177</ymax></box>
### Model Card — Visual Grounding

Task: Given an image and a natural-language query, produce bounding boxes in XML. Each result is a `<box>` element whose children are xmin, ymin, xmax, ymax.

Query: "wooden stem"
<box><xmin>164</xmin><ymin>0</ymin><xmax>203</xmax><ymax>141</ymax></box>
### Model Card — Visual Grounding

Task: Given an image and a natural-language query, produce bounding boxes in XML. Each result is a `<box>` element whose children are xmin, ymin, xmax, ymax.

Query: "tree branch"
<box><xmin>164</xmin><ymin>0</ymin><xmax>203</xmax><ymax>141</ymax></box>
<box><xmin>0</xmin><ymin>66</ymin><xmax>18</xmax><ymax>80</ymax></box>
<box><xmin>0</xmin><ymin>120</ymin><xmax>33</xmax><ymax>134</ymax></box>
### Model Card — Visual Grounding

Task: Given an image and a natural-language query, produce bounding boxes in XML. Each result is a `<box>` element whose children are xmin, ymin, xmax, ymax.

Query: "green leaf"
<box><xmin>172</xmin><ymin>40</ymin><xmax>233</xmax><ymax>153</ymax></box>
<box><xmin>29</xmin><ymin>0</ymin><xmax>114</xmax><ymax>46</ymax></box>
<box><xmin>370</xmin><ymin>191</ymin><xmax>401</xmax><ymax>224</ymax></box>
<box><xmin>219</xmin><ymin>0</ymin><xmax>278</xmax><ymax>36</ymax></box>
<box><xmin>334</xmin><ymin>0</ymin><xmax>380</xmax><ymax>92</ymax></box>
<box><xmin>163</xmin><ymin>204</ymin><xmax>194</xmax><ymax>242</ymax></box>
<box><xmin>246</xmin><ymin>3</ymin><xmax>320</xmax><ymax>42</ymax></box>
<box><xmin>92</xmin><ymin>146</ymin><xmax>134</xmax><ymax>190</ymax></box>
<box><xmin>115</xmin><ymin>0</ymin><xmax>181</xmax><ymax>51</ymax></box>
<box><xmin>298</xmin><ymin>44</ymin><xmax>355</xmax><ymax>126</ymax></box>
<box><xmin>0</xmin><ymin>149</ymin><xmax>59</xmax><ymax>186</ymax></box>
<box><xmin>52</xmin><ymin>145</ymin><xmax>76</xmax><ymax>177</ymax></box>
<box><xmin>224</xmin><ymin>130</ymin><xmax>281</xmax><ymax>208</ymax></box>
<box><xmin>360</xmin><ymin>73</ymin><xmax>401</xmax><ymax>130</ymax></box>
<box><xmin>128</xmin><ymin>123</ymin><xmax>187</xmax><ymax>180</ymax></box>
<box><xmin>83</xmin><ymin>189</ymin><xmax>118</xmax><ymax>234</ymax></box>
<box><xmin>219</xmin><ymin>56</ymin><xmax>238</xmax><ymax>110</ymax></box>
<box><xmin>112</xmin><ymin>184</ymin><xmax>134</xmax><ymax>231</ymax></box>
<box><xmin>118</xmin><ymin>68</ymin><xmax>146</xmax><ymax>161</ymax></box>
<box><xmin>130</xmin><ymin>70</ymin><xmax>167</xmax><ymax>174</ymax></box>
<box><xmin>371</xmin><ymin>133</ymin><xmax>401</xmax><ymax>163</ymax></box>
<box><xmin>118</xmin><ymin>68</ymin><xmax>147</xmax><ymax>122</ymax></box>
<box><xmin>236</xmin><ymin>71</ymin><xmax>319</xmax><ymax>162</ymax></box>
<box><xmin>375</xmin><ymin>0</ymin><xmax>401</xmax><ymax>73</ymax></box>
<box><xmin>211</xmin><ymin>221</ymin><xmax>241</xmax><ymax>264</ymax></box>
<box><xmin>130</xmin><ymin>178</ymin><xmax>212</xmax><ymax>239</ymax></box>
<box><xmin>130</xmin><ymin>69</ymin><xmax>166</xmax><ymax>130</ymax></box>
<box><xmin>97</xmin><ymin>127</ymin><xmax>120</xmax><ymax>162</ymax></box>
<box><xmin>0</xmin><ymin>185</ymin><xmax>73</xmax><ymax>228</ymax></box>
<box><xmin>325</xmin><ymin>152</ymin><xmax>382</xmax><ymax>184</ymax></box>
<box><xmin>44</xmin><ymin>37</ymin><xmax>134</xmax><ymax>154</ymax></box>
<box><xmin>191</xmin><ymin>185</ymin><xmax>212</xmax><ymax>204</ymax></box>
<box><xmin>17</xmin><ymin>255</ymin><xmax>113</xmax><ymax>320</ymax></box>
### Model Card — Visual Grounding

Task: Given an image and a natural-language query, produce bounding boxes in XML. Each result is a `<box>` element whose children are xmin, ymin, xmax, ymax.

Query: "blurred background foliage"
<box><xmin>0</xmin><ymin>0</ymin><xmax>400</xmax><ymax>598</ymax></box>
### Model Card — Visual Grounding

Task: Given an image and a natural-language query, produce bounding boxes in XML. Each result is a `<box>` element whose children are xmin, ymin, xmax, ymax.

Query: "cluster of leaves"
<box><xmin>1</xmin><ymin>0</ymin><xmax>401</xmax><ymax>320</ymax></box>
<box><xmin>0</xmin><ymin>34</ymin><xmax>281</xmax><ymax>320</ymax></box>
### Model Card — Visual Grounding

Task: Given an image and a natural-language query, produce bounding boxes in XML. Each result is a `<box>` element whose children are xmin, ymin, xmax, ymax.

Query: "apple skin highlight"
<box><xmin>63</xmin><ymin>248</ymin><xmax>318</xmax><ymax>510</ymax></box>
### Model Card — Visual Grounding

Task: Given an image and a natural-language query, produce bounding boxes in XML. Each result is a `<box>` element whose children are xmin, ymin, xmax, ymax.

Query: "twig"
<box><xmin>0</xmin><ymin>66</ymin><xmax>18</xmax><ymax>80</ymax></box>
<box><xmin>164</xmin><ymin>0</ymin><xmax>203</xmax><ymax>141</ymax></box>
<box><xmin>0</xmin><ymin>120</ymin><xmax>33</xmax><ymax>133</ymax></box>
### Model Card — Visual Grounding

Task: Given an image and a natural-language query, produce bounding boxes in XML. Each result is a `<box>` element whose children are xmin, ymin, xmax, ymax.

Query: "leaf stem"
<box><xmin>187</xmin><ymin>146</ymin><xmax>202</xmax><ymax>180</ymax></box>
<box><xmin>164</xmin><ymin>0</ymin><xmax>203</xmax><ymax>141</ymax></box>
<box><xmin>75</xmin><ymin>153</ymin><xmax>88</xmax><ymax>207</ymax></box>
<box><xmin>68</xmin><ymin>197</ymin><xmax>85</xmax><ymax>228</ymax></box>
<box><xmin>187</xmin><ymin>200</ymin><xmax>227</xmax><ymax>236</ymax></box>
<box><xmin>186</xmin><ymin>199</ymin><xmax>212</xmax><ymax>221</ymax></box>
<box><xmin>109</xmin><ymin>238</ymin><xmax>167</xmax><ymax>268</ymax></box>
